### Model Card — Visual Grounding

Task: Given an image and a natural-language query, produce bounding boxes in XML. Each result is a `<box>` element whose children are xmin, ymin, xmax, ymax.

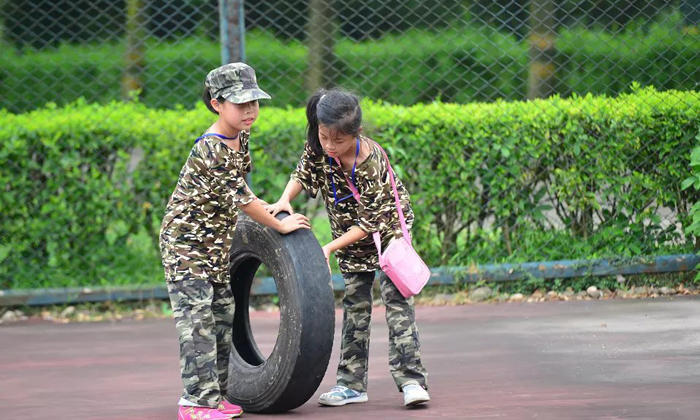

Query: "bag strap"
<box><xmin>334</xmin><ymin>139</ymin><xmax>410</xmax><ymax>257</ymax></box>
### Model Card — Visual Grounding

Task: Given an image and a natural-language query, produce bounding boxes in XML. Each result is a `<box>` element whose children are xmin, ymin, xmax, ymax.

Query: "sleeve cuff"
<box><xmin>356</xmin><ymin>220</ymin><xmax>377</xmax><ymax>235</ymax></box>
<box><xmin>232</xmin><ymin>185</ymin><xmax>257</xmax><ymax>206</ymax></box>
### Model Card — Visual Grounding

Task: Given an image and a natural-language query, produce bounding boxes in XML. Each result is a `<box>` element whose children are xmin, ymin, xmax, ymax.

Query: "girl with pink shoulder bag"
<box><xmin>266</xmin><ymin>87</ymin><xmax>431</xmax><ymax>408</ymax></box>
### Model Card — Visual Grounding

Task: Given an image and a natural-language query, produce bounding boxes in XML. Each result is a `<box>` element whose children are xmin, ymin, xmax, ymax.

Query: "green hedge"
<box><xmin>1</xmin><ymin>86</ymin><xmax>699</xmax><ymax>289</ymax></box>
<box><xmin>2</xmin><ymin>23</ymin><xmax>699</xmax><ymax>113</ymax></box>
<box><xmin>681</xmin><ymin>130</ymin><xmax>700</xmax><ymax>243</ymax></box>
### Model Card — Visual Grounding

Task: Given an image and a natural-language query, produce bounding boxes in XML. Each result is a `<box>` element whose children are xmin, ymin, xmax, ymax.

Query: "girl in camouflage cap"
<box><xmin>160</xmin><ymin>63</ymin><xmax>311</xmax><ymax>420</ymax></box>
<box><xmin>266</xmin><ymin>87</ymin><xmax>431</xmax><ymax>408</ymax></box>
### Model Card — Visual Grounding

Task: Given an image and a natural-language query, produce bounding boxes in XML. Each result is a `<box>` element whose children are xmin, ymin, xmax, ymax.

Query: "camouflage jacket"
<box><xmin>160</xmin><ymin>132</ymin><xmax>256</xmax><ymax>283</ymax></box>
<box><xmin>291</xmin><ymin>136</ymin><xmax>414</xmax><ymax>273</ymax></box>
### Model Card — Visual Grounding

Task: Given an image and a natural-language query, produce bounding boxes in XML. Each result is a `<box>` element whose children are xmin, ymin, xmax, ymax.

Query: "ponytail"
<box><xmin>306</xmin><ymin>87</ymin><xmax>362</xmax><ymax>156</ymax></box>
<box><xmin>305</xmin><ymin>88</ymin><xmax>327</xmax><ymax>155</ymax></box>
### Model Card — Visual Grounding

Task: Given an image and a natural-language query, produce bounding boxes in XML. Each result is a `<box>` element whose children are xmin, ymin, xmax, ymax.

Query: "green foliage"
<box><xmin>2</xmin><ymin>23</ymin><xmax>699</xmax><ymax>113</ymax></box>
<box><xmin>1</xmin><ymin>87</ymin><xmax>699</xmax><ymax>289</ymax></box>
<box><xmin>681</xmin><ymin>130</ymin><xmax>700</xmax><ymax>241</ymax></box>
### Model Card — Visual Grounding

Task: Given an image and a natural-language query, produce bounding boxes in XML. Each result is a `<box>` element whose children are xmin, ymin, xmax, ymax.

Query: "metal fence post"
<box><xmin>219</xmin><ymin>0</ymin><xmax>246</xmax><ymax>64</ymax></box>
<box><xmin>219</xmin><ymin>0</ymin><xmax>251</xmax><ymax>187</ymax></box>
<box><xmin>306</xmin><ymin>0</ymin><xmax>337</xmax><ymax>94</ymax></box>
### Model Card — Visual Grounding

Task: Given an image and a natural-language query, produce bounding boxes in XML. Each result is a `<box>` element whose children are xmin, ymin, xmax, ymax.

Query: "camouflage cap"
<box><xmin>205</xmin><ymin>62</ymin><xmax>271</xmax><ymax>104</ymax></box>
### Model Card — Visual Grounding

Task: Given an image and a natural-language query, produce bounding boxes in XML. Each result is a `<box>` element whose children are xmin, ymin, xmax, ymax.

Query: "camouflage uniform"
<box><xmin>291</xmin><ymin>136</ymin><xmax>429</xmax><ymax>392</ymax></box>
<box><xmin>291</xmin><ymin>137</ymin><xmax>414</xmax><ymax>273</ymax></box>
<box><xmin>160</xmin><ymin>62</ymin><xmax>269</xmax><ymax>407</ymax></box>
<box><xmin>167</xmin><ymin>279</ymin><xmax>235</xmax><ymax>407</ymax></box>
<box><xmin>160</xmin><ymin>131</ymin><xmax>256</xmax><ymax>284</ymax></box>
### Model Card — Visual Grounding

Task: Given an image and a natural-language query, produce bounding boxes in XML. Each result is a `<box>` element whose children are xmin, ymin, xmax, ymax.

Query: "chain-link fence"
<box><xmin>1</xmin><ymin>1</ymin><xmax>700</xmax><ymax>294</ymax></box>
<box><xmin>3</xmin><ymin>1</ymin><xmax>699</xmax><ymax>111</ymax></box>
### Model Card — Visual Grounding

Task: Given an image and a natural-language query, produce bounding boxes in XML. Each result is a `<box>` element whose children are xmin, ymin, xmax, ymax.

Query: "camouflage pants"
<box><xmin>167</xmin><ymin>278</ymin><xmax>235</xmax><ymax>408</ymax></box>
<box><xmin>337</xmin><ymin>270</ymin><xmax>428</xmax><ymax>393</ymax></box>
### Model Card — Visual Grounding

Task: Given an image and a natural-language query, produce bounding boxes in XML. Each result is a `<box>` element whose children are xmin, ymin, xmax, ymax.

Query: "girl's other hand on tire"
<box><xmin>277</xmin><ymin>213</ymin><xmax>310</xmax><ymax>234</ymax></box>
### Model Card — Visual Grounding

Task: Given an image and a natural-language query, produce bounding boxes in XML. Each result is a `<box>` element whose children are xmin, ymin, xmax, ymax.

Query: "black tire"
<box><xmin>225</xmin><ymin>212</ymin><xmax>335</xmax><ymax>413</ymax></box>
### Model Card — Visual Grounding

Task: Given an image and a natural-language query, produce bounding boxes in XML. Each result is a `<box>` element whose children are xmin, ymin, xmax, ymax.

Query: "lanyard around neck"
<box><xmin>194</xmin><ymin>132</ymin><xmax>239</xmax><ymax>144</ymax></box>
<box><xmin>329</xmin><ymin>138</ymin><xmax>360</xmax><ymax>206</ymax></box>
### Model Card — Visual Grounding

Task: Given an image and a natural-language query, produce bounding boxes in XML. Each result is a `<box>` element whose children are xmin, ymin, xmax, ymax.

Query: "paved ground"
<box><xmin>2</xmin><ymin>297</ymin><xmax>700</xmax><ymax>419</ymax></box>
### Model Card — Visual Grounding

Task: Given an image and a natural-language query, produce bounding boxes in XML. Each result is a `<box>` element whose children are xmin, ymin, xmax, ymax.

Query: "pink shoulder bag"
<box><xmin>334</xmin><ymin>141</ymin><xmax>430</xmax><ymax>298</ymax></box>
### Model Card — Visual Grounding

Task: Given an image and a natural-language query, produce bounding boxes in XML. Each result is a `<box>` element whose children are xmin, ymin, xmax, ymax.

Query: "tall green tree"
<box><xmin>527</xmin><ymin>0</ymin><xmax>558</xmax><ymax>100</ymax></box>
<box><xmin>122</xmin><ymin>0</ymin><xmax>146</xmax><ymax>100</ymax></box>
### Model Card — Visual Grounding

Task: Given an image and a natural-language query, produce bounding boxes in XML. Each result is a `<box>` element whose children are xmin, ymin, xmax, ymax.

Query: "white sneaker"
<box><xmin>403</xmin><ymin>384</ymin><xmax>430</xmax><ymax>406</ymax></box>
<box><xmin>318</xmin><ymin>385</ymin><xmax>369</xmax><ymax>406</ymax></box>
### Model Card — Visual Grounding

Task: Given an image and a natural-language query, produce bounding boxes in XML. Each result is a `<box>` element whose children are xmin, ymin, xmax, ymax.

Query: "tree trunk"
<box><xmin>681</xmin><ymin>0</ymin><xmax>700</xmax><ymax>34</ymax></box>
<box><xmin>122</xmin><ymin>0</ymin><xmax>146</xmax><ymax>101</ymax></box>
<box><xmin>306</xmin><ymin>0</ymin><xmax>337</xmax><ymax>93</ymax></box>
<box><xmin>527</xmin><ymin>0</ymin><xmax>558</xmax><ymax>100</ymax></box>
<box><xmin>0</xmin><ymin>0</ymin><xmax>7</xmax><ymax>48</ymax></box>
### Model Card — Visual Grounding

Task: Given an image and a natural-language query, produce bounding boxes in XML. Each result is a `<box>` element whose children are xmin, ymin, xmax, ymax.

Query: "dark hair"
<box><xmin>306</xmin><ymin>87</ymin><xmax>362</xmax><ymax>155</ymax></box>
<box><xmin>202</xmin><ymin>88</ymin><xmax>226</xmax><ymax>115</ymax></box>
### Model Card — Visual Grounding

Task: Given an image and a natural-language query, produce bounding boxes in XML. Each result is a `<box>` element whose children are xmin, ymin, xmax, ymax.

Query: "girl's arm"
<box><xmin>238</xmin><ymin>197</ymin><xmax>310</xmax><ymax>234</ymax></box>
<box><xmin>265</xmin><ymin>179</ymin><xmax>304</xmax><ymax>216</ymax></box>
<box><xmin>281</xmin><ymin>179</ymin><xmax>304</xmax><ymax>203</ymax></box>
<box><xmin>322</xmin><ymin>226</ymin><xmax>368</xmax><ymax>268</ymax></box>
<box><xmin>267</xmin><ymin>143</ymin><xmax>321</xmax><ymax>215</ymax></box>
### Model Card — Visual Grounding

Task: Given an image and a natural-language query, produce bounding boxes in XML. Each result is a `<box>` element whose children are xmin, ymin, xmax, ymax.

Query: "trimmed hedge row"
<box><xmin>1</xmin><ymin>86</ymin><xmax>699</xmax><ymax>289</ymax></box>
<box><xmin>2</xmin><ymin>25</ymin><xmax>699</xmax><ymax>112</ymax></box>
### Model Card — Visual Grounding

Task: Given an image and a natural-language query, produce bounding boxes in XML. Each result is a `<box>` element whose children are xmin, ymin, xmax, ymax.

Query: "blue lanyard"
<box><xmin>329</xmin><ymin>138</ymin><xmax>360</xmax><ymax>206</ymax></box>
<box><xmin>194</xmin><ymin>132</ymin><xmax>239</xmax><ymax>144</ymax></box>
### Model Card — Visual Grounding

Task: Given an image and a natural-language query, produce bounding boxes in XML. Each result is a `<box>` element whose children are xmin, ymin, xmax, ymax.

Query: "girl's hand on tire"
<box><xmin>264</xmin><ymin>200</ymin><xmax>294</xmax><ymax>216</ymax></box>
<box><xmin>276</xmin><ymin>213</ymin><xmax>311</xmax><ymax>234</ymax></box>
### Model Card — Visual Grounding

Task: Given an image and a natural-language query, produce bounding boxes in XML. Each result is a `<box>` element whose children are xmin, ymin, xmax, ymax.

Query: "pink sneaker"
<box><xmin>178</xmin><ymin>406</ymin><xmax>230</xmax><ymax>420</ymax></box>
<box><xmin>218</xmin><ymin>400</ymin><xmax>244</xmax><ymax>418</ymax></box>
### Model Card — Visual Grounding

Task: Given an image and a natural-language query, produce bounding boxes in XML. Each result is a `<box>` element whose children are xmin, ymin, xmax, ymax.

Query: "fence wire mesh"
<box><xmin>1</xmin><ymin>1</ymin><xmax>700</xmax><ymax>292</ymax></box>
